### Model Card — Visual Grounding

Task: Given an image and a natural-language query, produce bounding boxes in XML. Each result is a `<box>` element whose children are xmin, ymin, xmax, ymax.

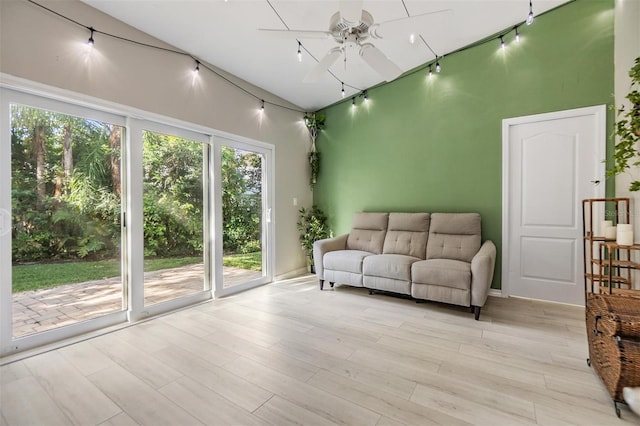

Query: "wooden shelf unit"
<box><xmin>582</xmin><ymin>198</ymin><xmax>632</xmax><ymax>294</ymax></box>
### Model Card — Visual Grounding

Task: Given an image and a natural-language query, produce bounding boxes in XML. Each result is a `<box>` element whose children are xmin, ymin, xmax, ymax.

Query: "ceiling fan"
<box><xmin>260</xmin><ymin>0</ymin><xmax>451</xmax><ymax>83</ymax></box>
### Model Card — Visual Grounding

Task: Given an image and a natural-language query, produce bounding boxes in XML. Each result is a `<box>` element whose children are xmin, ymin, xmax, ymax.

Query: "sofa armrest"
<box><xmin>470</xmin><ymin>240</ymin><xmax>497</xmax><ymax>307</ymax></box>
<box><xmin>313</xmin><ymin>234</ymin><xmax>348</xmax><ymax>280</ymax></box>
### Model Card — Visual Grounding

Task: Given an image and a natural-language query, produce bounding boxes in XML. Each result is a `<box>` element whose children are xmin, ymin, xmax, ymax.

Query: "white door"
<box><xmin>503</xmin><ymin>105</ymin><xmax>606</xmax><ymax>305</ymax></box>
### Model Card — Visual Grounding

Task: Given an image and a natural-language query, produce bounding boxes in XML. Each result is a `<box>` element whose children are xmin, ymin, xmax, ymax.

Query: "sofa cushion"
<box><xmin>426</xmin><ymin>213</ymin><xmax>481</xmax><ymax>262</ymax></box>
<box><xmin>411</xmin><ymin>258</ymin><xmax>471</xmax><ymax>290</ymax></box>
<box><xmin>363</xmin><ymin>254</ymin><xmax>420</xmax><ymax>281</ymax></box>
<box><xmin>382</xmin><ymin>213</ymin><xmax>430</xmax><ymax>259</ymax></box>
<box><xmin>346</xmin><ymin>212</ymin><xmax>389</xmax><ymax>254</ymax></box>
<box><xmin>324</xmin><ymin>250</ymin><xmax>372</xmax><ymax>274</ymax></box>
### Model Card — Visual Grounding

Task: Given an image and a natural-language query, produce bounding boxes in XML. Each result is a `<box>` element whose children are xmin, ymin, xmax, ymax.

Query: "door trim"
<box><xmin>501</xmin><ymin>105</ymin><xmax>607</xmax><ymax>300</ymax></box>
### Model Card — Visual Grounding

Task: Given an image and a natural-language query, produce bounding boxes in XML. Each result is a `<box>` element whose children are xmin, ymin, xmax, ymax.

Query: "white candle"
<box><xmin>617</xmin><ymin>230</ymin><xmax>634</xmax><ymax>246</ymax></box>
<box><xmin>605</xmin><ymin>226</ymin><xmax>617</xmax><ymax>240</ymax></box>
<box><xmin>600</xmin><ymin>220</ymin><xmax>613</xmax><ymax>236</ymax></box>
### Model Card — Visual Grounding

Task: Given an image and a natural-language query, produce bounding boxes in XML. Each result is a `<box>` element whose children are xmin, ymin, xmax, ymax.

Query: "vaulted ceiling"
<box><xmin>81</xmin><ymin>0</ymin><xmax>569</xmax><ymax>111</ymax></box>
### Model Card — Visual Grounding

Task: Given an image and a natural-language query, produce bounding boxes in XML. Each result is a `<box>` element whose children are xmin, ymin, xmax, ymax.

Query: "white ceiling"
<box><xmin>81</xmin><ymin>0</ymin><xmax>569</xmax><ymax>111</ymax></box>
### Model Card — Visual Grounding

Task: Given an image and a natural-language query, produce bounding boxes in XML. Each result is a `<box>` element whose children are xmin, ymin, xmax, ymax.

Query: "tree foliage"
<box><xmin>222</xmin><ymin>146</ymin><xmax>262</xmax><ymax>254</ymax></box>
<box><xmin>11</xmin><ymin>106</ymin><xmax>263</xmax><ymax>264</ymax></box>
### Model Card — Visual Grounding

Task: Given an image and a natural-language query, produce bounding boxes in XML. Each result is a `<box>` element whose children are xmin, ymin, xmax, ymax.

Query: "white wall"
<box><xmin>0</xmin><ymin>0</ymin><xmax>313</xmax><ymax>277</ymax></box>
<box><xmin>614</xmin><ymin>0</ymin><xmax>640</xmax><ymax>239</ymax></box>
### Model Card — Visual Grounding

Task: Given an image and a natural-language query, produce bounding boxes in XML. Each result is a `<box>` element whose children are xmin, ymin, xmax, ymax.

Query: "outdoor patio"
<box><xmin>12</xmin><ymin>264</ymin><xmax>262</xmax><ymax>337</ymax></box>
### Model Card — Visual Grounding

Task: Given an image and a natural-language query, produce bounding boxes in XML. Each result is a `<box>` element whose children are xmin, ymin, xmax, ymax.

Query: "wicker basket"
<box><xmin>586</xmin><ymin>292</ymin><xmax>640</xmax><ymax>404</ymax></box>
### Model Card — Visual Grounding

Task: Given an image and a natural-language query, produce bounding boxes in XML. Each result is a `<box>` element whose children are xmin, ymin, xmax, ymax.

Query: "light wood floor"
<box><xmin>2</xmin><ymin>275</ymin><xmax>639</xmax><ymax>426</ymax></box>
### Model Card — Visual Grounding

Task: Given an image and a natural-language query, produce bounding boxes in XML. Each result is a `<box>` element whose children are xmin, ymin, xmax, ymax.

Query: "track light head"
<box><xmin>87</xmin><ymin>27</ymin><xmax>95</xmax><ymax>46</ymax></box>
<box><xmin>526</xmin><ymin>0</ymin><xmax>534</xmax><ymax>25</ymax></box>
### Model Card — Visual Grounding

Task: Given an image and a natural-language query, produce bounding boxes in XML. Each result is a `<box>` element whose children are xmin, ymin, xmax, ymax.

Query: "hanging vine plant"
<box><xmin>609</xmin><ymin>56</ymin><xmax>640</xmax><ymax>190</ymax></box>
<box><xmin>304</xmin><ymin>112</ymin><xmax>326</xmax><ymax>187</ymax></box>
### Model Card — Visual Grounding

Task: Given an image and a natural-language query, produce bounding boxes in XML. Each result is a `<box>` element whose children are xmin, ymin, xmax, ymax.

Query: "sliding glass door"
<box><xmin>215</xmin><ymin>139</ymin><xmax>273</xmax><ymax>296</ymax></box>
<box><xmin>1</xmin><ymin>90</ymin><xmax>127</xmax><ymax>353</ymax></box>
<box><xmin>0</xmin><ymin>87</ymin><xmax>275</xmax><ymax>356</ymax></box>
<box><xmin>142</xmin><ymin>128</ymin><xmax>209</xmax><ymax>306</ymax></box>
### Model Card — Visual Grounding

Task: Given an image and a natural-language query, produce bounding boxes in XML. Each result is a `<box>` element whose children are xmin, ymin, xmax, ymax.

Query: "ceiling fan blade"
<box><xmin>359</xmin><ymin>43</ymin><xmax>403</xmax><ymax>82</ymax></box>
<box><xmin>339</xmin><ymin>0</ymin><xmax>364</xmax><ymax>24</ymax></box>
<box><xmin>258</xmin><ymin>29</ymin><xmax>331</xmax><ymax>40</ymax></box>
<box><xmin>303</xmin><ymin>47</ymin><xmax>342</xmax><ymax>83</ymax></box>
<box><xmin>370</xmin><ymin>9</ymin><xmax>452</xmax><ymax>39</ymax></box>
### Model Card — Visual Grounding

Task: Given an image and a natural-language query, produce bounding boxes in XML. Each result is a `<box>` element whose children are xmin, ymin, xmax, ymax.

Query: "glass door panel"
<box><xmin>10</xmin><ymin>104</ymin><xmax>124</xmax><ymax>337</ymax></box>
<box><xmin>221</xmin><ymin>146</ymin><xmax>265</xmax><ymax>288</ymax></box>
<box><xmin>142</xmin><ymin>130</ymin><xmax>207</xmax><ymax>306</ymax></box>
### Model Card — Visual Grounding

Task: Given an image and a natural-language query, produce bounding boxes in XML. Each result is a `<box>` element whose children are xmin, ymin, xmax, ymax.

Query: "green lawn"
<box><xmin>12</xmin><ymin>252</ymin><xmax>262</xmax><ymax>293</ymax></box>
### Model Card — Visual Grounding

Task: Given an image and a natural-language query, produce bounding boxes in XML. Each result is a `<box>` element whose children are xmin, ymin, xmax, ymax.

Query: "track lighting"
<box><xmin>87</xmin><ymin>27</ymin><xmax>95</xmax><ymax>46</ymax></box>
<box><xmin>526</xmin><ymin>0</ymin><xmax>534</xmax><ymax>25</ymax></box>
<box><xmin>28</xmin><ymin>0</ymin><xmax>557</xmax><ymax>117</ymax></box>
<box><xmin>363</xmin><ymin>91</ymin><xmax>368</xmax><ymax>102</ymax></box>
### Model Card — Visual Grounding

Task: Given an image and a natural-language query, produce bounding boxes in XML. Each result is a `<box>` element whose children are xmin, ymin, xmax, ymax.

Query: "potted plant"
<box><xmin>296</xmin><ymin>205</ymin><xmax>330</xmax><ymax>273</ymax></box>
<box><xmin>304</xmin><ymin>112</ymin><xmax>326</xmax><ymax>186</ymax></box>
<box><xmin>609</xmin><ymin>56</ymin><xmax>640</xmax><ymax>190</ymax></box>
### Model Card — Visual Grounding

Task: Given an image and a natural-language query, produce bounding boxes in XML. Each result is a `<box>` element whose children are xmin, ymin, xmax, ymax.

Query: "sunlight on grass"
<box><xmin>223</xmin><ymin>251</ymin><xmax>262</xmax><ymax>271</ymax></box>
<box><xmin>12</xmin><ymin>252</ymin><xmax>261</xmax><ymax>293</ymax></box>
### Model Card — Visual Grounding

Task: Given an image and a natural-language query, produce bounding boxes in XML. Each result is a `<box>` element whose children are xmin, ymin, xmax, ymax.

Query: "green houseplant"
<box><xmin>297</xmin><ymin>205</ymin><xmax>330</xmax><ymax>272</ymax></box>
<box><xmin>609</xmin><ymin>56</ymin><xmax>640</xmax><ymax>190</ymax></box>
<box><xmin>304</xmin><ymin>112</ymin><xmax>326</xmax><ymax>186</ymax></box>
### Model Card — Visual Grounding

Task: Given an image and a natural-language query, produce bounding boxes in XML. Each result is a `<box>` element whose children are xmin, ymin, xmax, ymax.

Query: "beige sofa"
<box><xmin>313</xmin><ymin>212</ymin><xmax>496</xmax><ymax>320</ymax></box>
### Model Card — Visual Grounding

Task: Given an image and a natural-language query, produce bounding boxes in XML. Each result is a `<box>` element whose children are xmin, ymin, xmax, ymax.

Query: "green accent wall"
<box><xmin>313</xmin><ymin>0</ymin><xmax>614</xmax><ymax>289</ymax></box>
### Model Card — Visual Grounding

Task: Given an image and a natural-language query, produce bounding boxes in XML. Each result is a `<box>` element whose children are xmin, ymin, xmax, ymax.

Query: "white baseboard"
<box><xmin>275</xmin><ymin>267</ymin><xmax>310</xmax><ymax>281</ymax></box>
<box><xmin>488</xmin><ymin>289</ymin><xmax>504</xmax><ymax>298</ymax></box>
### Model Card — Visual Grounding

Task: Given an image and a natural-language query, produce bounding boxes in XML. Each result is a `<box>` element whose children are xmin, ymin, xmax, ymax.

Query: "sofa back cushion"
<box><xmin>346</xmin><ymin>212</ymin><xmax>389</xmax><ymax>254</ymax></box>
<box><xmin>382</xmin><ymin>213</ymin><xmax>430</xmax><ymax>259</ymax></box>
<box><xmin>426</xmin><ymin>213</ymin><xmax>481</xmax><ymax>263</ymax></box>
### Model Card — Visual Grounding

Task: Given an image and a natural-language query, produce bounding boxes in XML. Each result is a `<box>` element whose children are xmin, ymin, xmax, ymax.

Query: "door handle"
<box><xmin>591</xmin><ymin>180</ymin><xmax>601</xmax><ymax>185</ymax></box>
